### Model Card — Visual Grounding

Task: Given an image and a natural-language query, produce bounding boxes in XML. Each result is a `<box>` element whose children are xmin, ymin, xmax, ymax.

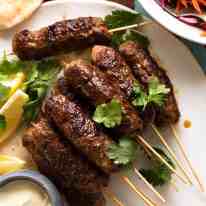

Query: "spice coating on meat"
<box><xmin>43</xmin><ymin>91</ymin><xmax>118</xmax><ymax>174</ymax></box>
<box><xmin>12</xmin><ymin>17</ymin><xmax>111</xmax><ymax>60</ymax></box>
<box><xmin>119</xmin><ymin>41</ymin><xmax>180</xmax><ymax>125</ymax></box>
<box><xmin>64</xmin><ymin>60</ymin><xmax>143</xmax><ymax>134</ymax></box>
<box><xmin>91</xmin><ymin>45</ymin><xmax>135</xmax><ymax>98</ymax></box>
<box><xmin>23</xmin><ymin>117</ymin><xmax>108</xmax><ymax>206</ymax></box>
<box><xmin>91</xmin><ymin>45</ymin><xmax>156</xmax><ymax>126</ymax></box>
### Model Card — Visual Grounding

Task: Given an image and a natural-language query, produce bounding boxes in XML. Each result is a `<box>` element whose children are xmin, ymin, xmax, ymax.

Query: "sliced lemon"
<box><xmin>0</xmin><ymin>155</ymin><xmax>25</xmax><ymax>174</ymax></box>
<box><xmin>0</xmin><ymin>89</ymin><xmax>29</xmax><ymax>143</ymax></box>
<box><xmin>8</xmin><ymin>72</ymin><xmax>25</xmax><ymax>97</ymax></box>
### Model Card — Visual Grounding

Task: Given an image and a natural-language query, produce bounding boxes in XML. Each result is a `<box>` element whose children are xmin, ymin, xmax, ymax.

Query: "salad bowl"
<box><xmin>138</xmin><ymin>0</ymin><xmax>206</xmax><ymax>45</ymax></box>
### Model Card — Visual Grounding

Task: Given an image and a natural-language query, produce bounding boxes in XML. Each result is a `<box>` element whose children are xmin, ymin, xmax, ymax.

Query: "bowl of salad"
<box><xmin>138</xmin><ymin>0</ymin><xmax>206</xmax><ymax>44</ymax></box>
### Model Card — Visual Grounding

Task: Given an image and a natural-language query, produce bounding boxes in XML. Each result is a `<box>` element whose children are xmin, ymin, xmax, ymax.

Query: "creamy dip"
<box><xmin>0</xmin><ymin>180</ymin><xmax>51</xmax><ymax>206</ymax></box>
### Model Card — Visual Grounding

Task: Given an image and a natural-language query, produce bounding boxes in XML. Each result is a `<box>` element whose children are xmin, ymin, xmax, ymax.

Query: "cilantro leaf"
<box><xmin>93</xmin><ymin>99</ymin><xmax>122</xmax><ymax>128</ymax></box>
<box><xmin>148</xmin><ymin>78</ymin><xmax>170</xmax><ymax>106</ymax></box>
<box><xmin>140</xmin><ymin>147</ymin><xmax>175</xmax><ymax>186</ymax></box>
<box><xmin>0</xmin><ymin>115</ymin><xmax>6</xmax><ymax>130</ymax></box>
<box><xmin>131</xmin><ymin>81</ymin><xmax>148</xmax><ymax>109</ymax></box>
<box><xmin>104</xmin><ymin>10</ymin><xmax>142</xmax><ymax>29</ymax></box>
<box><xmin>23</xmin><ymin>59</ymin><xmax>60</xmax><ymax>123</ymax></box>
<box><xmin>107</xmin><ymin>137</ymin><xmax>138</xmax><ymax>165</ymax></box>
<box><xmin>0</xmin><ymin>52</ymin><xmax>25</xmax><ymax>75</ymax></box>
<box><xmin>0</xmin><ymin>83</ymin><xmax>10</xmax><ymax>105</ymax></box>
<box><xmin>111</xmin><ymin>30</ymin><xmax>150</xmax><ymax>48</ymax></box>
<box><xmin>131</xmin><ymin>78</ymin><xmax>170</xmax><ymax>110</ymax></box>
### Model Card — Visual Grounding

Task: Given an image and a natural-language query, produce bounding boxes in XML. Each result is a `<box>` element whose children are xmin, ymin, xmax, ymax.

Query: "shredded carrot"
<box><xmin>175</xmin><ymin>0</ymin><xmax>206</xmax><ymax>13</ymax></box>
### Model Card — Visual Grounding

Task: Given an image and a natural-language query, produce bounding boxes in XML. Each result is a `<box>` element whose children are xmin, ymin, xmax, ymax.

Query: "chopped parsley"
<box><xmin>132</xmin><ymin>78</ymin><xmax>170</xmax><ymax>110</ymax></box>
<box><xmin>93</xmin><ymin>99</ymin><xmax>122</xmax><ymax>128</ymax></box>
<box><xmin>107</xmin><ymin>137</ymin><xmax>138</xmax><ymax>165</ymax></box>
<box><xmin>0</xmin><ymin>115</ymin><xmax>6</xmax><ymax>130</ymax></box>
<box><xmin>140</xmin><ymin>147</ymin><xmax>175</xmax><ymax>186</ymax></box>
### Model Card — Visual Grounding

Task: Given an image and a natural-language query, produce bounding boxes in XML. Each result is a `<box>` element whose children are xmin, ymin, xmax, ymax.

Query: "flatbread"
<box><xmin>0</xmin><ymin>0</ymin><xmax>43</xmax><ymax>31</ymax></box>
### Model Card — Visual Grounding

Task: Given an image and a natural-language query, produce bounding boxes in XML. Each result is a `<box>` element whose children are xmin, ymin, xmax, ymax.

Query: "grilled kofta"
<box><xmin>43</xmin><ymin>89</ymin><xmax>118</xmax><ymax>174</ymax></box>
<box><xmin>119</xmin><ymin>41</ymin><xmax>180</xmax><ymax>125</ymax></box>
<box><xmin>92</xmin><ymin>45</ymin><xmax>135</xmax><ymax>98</ymax></box>
<box><xmin>63</xmin><ymin>59</ymin><xmax>143</xmax><ymax>134</ymax></box>
<box><xmin>23</xmin><ymin>116</ymin><xmax>108</xmax><ymax>206</ymax></box>
<box><xmin>12</xmin><ymin>17</ymin><xmax>111</xmax><ymax>60</ymax></box>
<box><xmin>91</xmin><ymin>45</ymin><xmax>156</xmax><ymax>125</ymax></box>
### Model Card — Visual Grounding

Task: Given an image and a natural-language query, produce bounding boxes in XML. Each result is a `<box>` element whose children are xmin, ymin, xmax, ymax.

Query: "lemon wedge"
<box><xmin>0</xmin><ymin>89</ymin><xmax>29</xmax><ymax>143</ymax></box>
<box><xmin>0</xmin><ymin>155</ymin><xmax>25</xmax><ymax>174</ymax></box>
<box><xmin>8</xmin><ymin>72</ymin><xmax>25</xmax><ymax>97</ymax></box>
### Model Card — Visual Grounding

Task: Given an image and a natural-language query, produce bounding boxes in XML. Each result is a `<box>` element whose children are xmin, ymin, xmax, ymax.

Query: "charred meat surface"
<box><xmin>64</xmin><ymin>59</ymin><xmax>143</xmax><ymax>134</ymax></box>
<box><xmin>43</xmin><ymin>90</ymin><xmax>118</xmax><ymax>174</ymax></box>
<box><xmin>91</xmin><ymin>45</ymin><xmax>135</xmax><ymax>98</ymax></box>
<box><xmin>13</xmin><ymin>17</ymin><xmax>111</xmax><ymax>60</ymax></box>
<box><xmin>91</xmin><ymin>45</ymin><xmax>156</xmax><ymax>125</ymax></box>
<box><xmin>23</xmin><ymin>117</ymin><xmax>108</xmax><ymax>206</ymax></box>
<box><xmin>119</xmin><ymin>41</ymin><xmax>180</xmax><ymax>125</ymax></box>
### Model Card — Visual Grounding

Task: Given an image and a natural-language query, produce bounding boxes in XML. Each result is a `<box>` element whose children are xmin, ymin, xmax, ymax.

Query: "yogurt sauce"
<box><xmin>0</xmin><ymin>180</ymin><xmax>51</xmax><ymax>206</ymax></box>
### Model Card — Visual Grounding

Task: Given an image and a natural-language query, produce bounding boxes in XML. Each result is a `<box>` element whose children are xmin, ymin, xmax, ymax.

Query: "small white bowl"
<box><xmin>138</xmin><ymin>0</ymin><xmax>206</xmax><ymax>45</ymax></box>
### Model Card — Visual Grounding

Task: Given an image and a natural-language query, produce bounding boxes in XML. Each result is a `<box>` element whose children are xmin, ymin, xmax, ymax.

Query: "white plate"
<box><xmin>0</xmin><ymin>0</ymin><xmax>206</xmax><ymax>206</ymax></box>
<box><xmin>138</xmin><ymin>0</ymin><xmax>206</xmax><ymax>45</ymax></box>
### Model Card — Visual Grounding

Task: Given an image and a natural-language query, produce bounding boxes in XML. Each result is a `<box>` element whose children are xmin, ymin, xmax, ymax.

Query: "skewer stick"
<box><xmin>121</xmin><ymin>176</ymin><xmax>158</xmax><ymax>206</ymax></box>
<box><xmin>103</xmin><ymin>188</ymin><xmax>125</xmax><ymax>206</ymax></box>
<box><xmin>137</xmin><ymin>135</ymin><xmax>189</xmax><ymax>185</ymax></box>
<box><xmin>151</xmin><ymin>124</ymin><xmax>193</xmax><ymax>185</ymax></box>
<box><xmin>170</xmin><ymin>124</ymin><xmax>205</xmax><ymax>192</ymax></box>
<box><xmin>109</xmin><ymin>22</ymin><xmax>151</xmax><ymax>33</ymax></box>
<box><xmin>134</xmin><ymin>167</ymin><xmax>166</xmax><ymax>203</ymax></box>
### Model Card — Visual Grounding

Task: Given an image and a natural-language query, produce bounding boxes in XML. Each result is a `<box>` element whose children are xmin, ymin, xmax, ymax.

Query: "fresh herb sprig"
<box><xmin>104</xmin><ymin>10</ymin><xmax>150</xmax><ymax>48</ymax></box>
<box><xmin>0</xmin><ymin>53</ymin><xmax>60</xmax><ymax>126</ymax></box>
<box><xmin>140</xmin><ymin>147</ymin><xmax>175</xmax><ymax>186</ymax></box>
<box><xmin>111</xmin><ymin>29</ymin><xmax>150</xmax><ymax>48</ymax></box>
<box><xmin>104</xmin><ymin>10</ymin><xmax>142</xmax><ymax>29</ymax></box>
<box><xmin>23</xmin><ymin>59</ymin><xmax>60</xmax><ymax>123</ymax></box>
<box><xmin>93</xmin><ymin>99</ymin><xmax>122</xmax><ymax>128</ymax></box>
<box><xmin>107</xmin><ymin>136</ymin><xmax>138</xmax><ymax>165</ymax></box>
<box><xmin>132</xmin><ymin>78</ymin><xmax>170</xmax><ymax>110</ymax></box>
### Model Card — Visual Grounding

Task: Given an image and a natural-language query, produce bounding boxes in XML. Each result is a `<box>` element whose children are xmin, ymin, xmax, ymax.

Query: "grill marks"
<box><xmin>43</xmin><ymin>90</ymin><xmax>118</xmax><ymax>174</ymax></box>
<box><xmin>119</xmin><ymin>41</ymin><xmax>180</xmax><ymax>125</ymax></box>
<box><xmin>63</xmin><ymin>59</ymin><xmax>143</xmax><ymax>134</ymax></box>
<box><xmin>13</xmin><ymin>17</ymin><xmax>111</xmax><ymax>60</ymax></box>
<box><xmin>23</xmin><ymin>116</ymin><xmax>108</xmax><ymax>206</ymax></box>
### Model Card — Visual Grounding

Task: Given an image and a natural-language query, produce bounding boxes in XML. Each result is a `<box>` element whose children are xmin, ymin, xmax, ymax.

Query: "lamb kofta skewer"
<box><xmin>119</xmin><ymin>41</ymin><xmax>180</xmax><ymax>125</ymax></box>
<box><xmin>63</xmin><ymin>59</ymin><xmax>143</xmax><ymax>135</ymax></box>
<box><xmin>91</xmin><ymin>45</ymin><xmax>192</xmax><ymax>186</ymax></box>
<box><xmin>23</xmin><ymin>116</ymin><xmax>108</xmax><ymax>206</ymax></box>
<box><xmin>12</xmin><ymin>17</ymin><xmax>111</xmax><ymax>60</ymax></box>
<box><xmin>43</xmin><ymin>89</ymin><xmax>118</xmax><ymax>174</ymax></box>
<box><xmin>91</xmin><ymin>45</ymin><xmax>156</xmax><ymax>125</ymax></box>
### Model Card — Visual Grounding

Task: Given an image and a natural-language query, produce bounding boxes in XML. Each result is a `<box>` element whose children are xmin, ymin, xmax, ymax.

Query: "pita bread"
<box><xmin>0</xmin><ymin>0</ymin><xmax>43</xmax><ymax>31</ymax></box>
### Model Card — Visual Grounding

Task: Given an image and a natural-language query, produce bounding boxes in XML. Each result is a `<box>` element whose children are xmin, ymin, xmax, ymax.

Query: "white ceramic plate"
<box><xmin>138</xmin><ymin>0</ymin><xmax>206</xmax><ymax>45</ymax></box>
<box><xmin>0</xmin><ymin>0</ymin><xmax>206</xmax><ymax>205</ymax></box>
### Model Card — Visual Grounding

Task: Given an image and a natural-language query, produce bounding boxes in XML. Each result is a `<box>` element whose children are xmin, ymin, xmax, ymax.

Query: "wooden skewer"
<box><xmin>103</xmin><ymin>188</ymin><xmax>125</xmax><ymax>206</ymax></box>
<box><xmin>121</xmin><ymin>176</ymin><xmax>158</xmax><ymax>206</ymax></box>
<box><xmin>151</xmin><ymin>124</ymin><xmax>193</xmax><ymax>185</ymax></box>
<box><xmin>170</xmin><ymin>124</ymin><xmax>205</xmax><ymax>192</ymax></box>
<box><xmin>137</xmin><ymin>135</ymin><xmax>189</xmax><ymax>185</ymax></box>
<box><xmin>109</xmin><ymin>22</ymin><xmax>151</xmax><ymax>33</ymax></box>
<box><xmin>134</xmin><ymin>167</ymin><xmax>166</xmax><ymax>203</ymax></box>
